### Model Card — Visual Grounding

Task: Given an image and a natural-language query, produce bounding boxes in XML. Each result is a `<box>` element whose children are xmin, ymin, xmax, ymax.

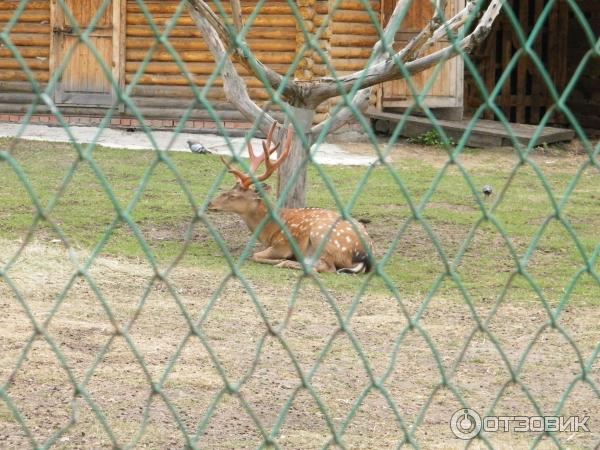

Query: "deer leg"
<box><xmin>275</xmin><ymin>259</ymin><xmax>336</xmax><ymax>273</ymax></box>
<box><xmin>250</xmin><ymin>247</ymin><xmax>290</xmax><ymax>266</ymax></box>
<box><xmin>274</xmin><ymin>260</ymin><xmax>303</xmax><ymax>270</ymax></box>
<box><xmin>251</xmin><ymin>256</ymin><xmax>286</xmax><ymax>266</ymax></box>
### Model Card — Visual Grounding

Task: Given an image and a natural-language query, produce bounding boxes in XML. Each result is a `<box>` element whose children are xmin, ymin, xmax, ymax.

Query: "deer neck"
<box><xmin>237</xmin><ymin>201</ymin><xmax>284</xmax><ymax>245</ymax></box>
<box><xmin>238</xmin><ymin>201</ymin><xmax>269</xmax><ymax>233</ymax></box>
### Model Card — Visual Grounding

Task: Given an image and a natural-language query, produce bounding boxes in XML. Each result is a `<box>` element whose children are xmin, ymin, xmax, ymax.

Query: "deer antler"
<box><xmin>221</xmin><ymin>123</ymin><xmax>294</xmax><ymax>189</ymax></box>
<box><xmin>248</xmin><ymin>121</ymin><xmax>280</xmax><ymax>172</ymax></box>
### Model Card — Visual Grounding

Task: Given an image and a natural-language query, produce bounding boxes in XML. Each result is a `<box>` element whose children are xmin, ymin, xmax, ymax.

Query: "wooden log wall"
<box><xmin>0</xmin><ymin>1</ymin><xmax>50</xmax><ymax>113</ymax></box>
<box><xmin>127</xmin><ymin>0</ymin><xmax>381</xmax><ymax>125</ymax></box>
<box><xmin>0</xmin><ymin>0</ymin><xmax>383</xmax><ymax>129</ymax></box>
<box><xmin>125</xmin><ymin>0</ymin><xmax>298</xmax><ymax>124</ymax></box>
<box><xmin>326</xmin><ymin>0</ymin><xmax>380</xmax><ymax>122</ymax></box>
<box><xmin>330</xmin><ymin>0</ymin><xmax>379</xmax><ymax>73</ymax></box>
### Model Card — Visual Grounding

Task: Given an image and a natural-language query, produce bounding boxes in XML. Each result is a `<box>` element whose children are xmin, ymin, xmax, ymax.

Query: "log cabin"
<box><xmin>0</xmin><ymin>0</ymin><xmax>597</xmax><ymax>134</ymax></box>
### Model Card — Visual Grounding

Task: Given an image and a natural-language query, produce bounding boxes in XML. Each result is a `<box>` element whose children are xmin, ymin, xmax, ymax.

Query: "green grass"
<box><xmin>407</xmin><ymin>130</ymin><xmax>456</xmax><ymax>148</ymax></box>
<box><xmin>1</xmin><ymin>137</ymin><xmax>599</xmax><ymax>306</ymax></box>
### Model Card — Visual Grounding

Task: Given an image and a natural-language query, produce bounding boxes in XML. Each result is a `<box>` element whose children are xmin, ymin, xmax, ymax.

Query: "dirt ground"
<box><xmin>1</xmin><ymin>238</ymin><xmax>599</xmax><ymax>449</ymax></box>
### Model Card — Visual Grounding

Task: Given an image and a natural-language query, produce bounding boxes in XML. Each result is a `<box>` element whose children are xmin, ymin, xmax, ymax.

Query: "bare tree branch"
<box><xmin>186</xmin><ymin>0</ymin><xmax>301</xmax><ymax>105</ymax></box>
<box><xmin>310</xmin><ymin>90</ymin><xmax>371</xmax><ymax>137</ymax></box>
<box><xmin>435</xmin><ymin>0</ymin><xmax>450</xmax><ymax>22</ymax></box>
<box><xmin>311</xmin><ymin>0</ymin><xmax>418</xmax><ymax>136</ymax></box>
<box><xmin>398</xmin><ymin>0</ymin><xmax>453</xmax><ymax>61</ymax></box>
<box><xmin>373</xmin><ymin>0</ymin><xmax>415</xmax><ymax>57</ymax></box>
<box><xmin>187</xmin><ymin>0</ymin><xmax>229</xmax><ymax>44</ymax></box>
<box><xmin>187</xmin><ymin>4</ymin><xmax>276</xmax><ymax>134</ymax></box>
<box><xmin>306</xmin><ymin>0</ymin><xmax>503</xmax><ymax>107</ymax></box>
<box><xmin>410</xmin><ymin>0</ymin><xmax>478</xmax><ymax>59</ymax></box>
<box><xmin>310</xmin><ymin>0</ymin><xmax>447</xmax><ymax>136</ymax></box>
<box><xmin>230</xmin><ymin>0</ymin><xmax>243</xmax><ymax>33</ymax></box>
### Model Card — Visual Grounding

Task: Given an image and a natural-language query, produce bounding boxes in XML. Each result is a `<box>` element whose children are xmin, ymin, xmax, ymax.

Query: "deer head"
<box><xmin>208</xmin><ymin>182</ymin><xmax>272</xmax><ymax>214</ymax></box>
<box><xmin>208</xmin><ymin>122</ymin><xmax>293</xmax><ymax>213</ymax></box>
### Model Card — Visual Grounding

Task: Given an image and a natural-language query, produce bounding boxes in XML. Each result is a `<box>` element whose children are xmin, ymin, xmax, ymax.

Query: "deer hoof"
<box><xmin>275</xmin><ymin>260</ymin><xmax>294</xmax><ymax>269</ymax></box>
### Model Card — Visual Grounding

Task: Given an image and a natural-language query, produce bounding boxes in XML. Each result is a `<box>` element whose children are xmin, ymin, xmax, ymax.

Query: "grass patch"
<box><xmin>407</xmin><ymin>130</ymin><xmax>456</xmax><ymax>148</ymax></box>
<box><xmin>1</xmin><ymin>137</ymin><xmax>599</xmax><ymax>305</ymax></box>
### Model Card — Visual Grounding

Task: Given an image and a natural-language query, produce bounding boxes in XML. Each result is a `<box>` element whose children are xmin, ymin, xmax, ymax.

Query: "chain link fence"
<box><xmin>1</xmin><ymin>0</ymin><xmax>599</xmax><ymax>448</ymax></box>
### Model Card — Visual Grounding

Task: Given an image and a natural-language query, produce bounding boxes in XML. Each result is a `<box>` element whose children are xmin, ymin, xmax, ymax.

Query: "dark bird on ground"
<box><xmin>483</xmin><ymin>185</ymin><xmax>493</xmax><ymax>197</ymax></box>
<box><xmin>187</xmin><ymin>140</ymin><xmax>211</xmax><ymax>154</ymax></box>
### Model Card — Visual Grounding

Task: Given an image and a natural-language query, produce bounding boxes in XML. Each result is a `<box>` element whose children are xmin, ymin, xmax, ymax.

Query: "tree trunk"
<box><xmin>278</xmin><ymin>106</ymin><xmax>315</xmax><ymax>208</ymax></box>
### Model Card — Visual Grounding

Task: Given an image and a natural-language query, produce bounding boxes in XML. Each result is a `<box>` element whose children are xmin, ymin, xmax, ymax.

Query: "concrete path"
<box><xmin>0</xmin><ymin>123</ymin><xmax>377</xmax><ymax>166</ymax></box>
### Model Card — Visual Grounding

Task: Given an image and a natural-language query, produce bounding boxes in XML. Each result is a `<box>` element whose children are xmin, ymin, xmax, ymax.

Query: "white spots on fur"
<box><xmin>262</xmin><ymin>209</ymin><xmax>373</xmax><ymax>273</ymax></box>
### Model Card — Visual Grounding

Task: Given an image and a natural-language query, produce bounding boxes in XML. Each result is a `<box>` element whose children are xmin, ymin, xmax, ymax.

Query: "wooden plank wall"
<box><xmin>0</xmin><ymin>1</ymin><xmax>50</xmax><ymax>112</ymax></box>
<box><xmin>566</xmin><ymin>1</ymin><xmax>600</xmax><ymax>130</ymax></box>
<box><xmin>464</xmin><ymin>0</ymin><xmax>570</xmax><ymax>125</ymax></box>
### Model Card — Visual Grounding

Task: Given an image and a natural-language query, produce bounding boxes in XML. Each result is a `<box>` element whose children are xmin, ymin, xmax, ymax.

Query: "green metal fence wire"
<box><xmin>1</xmin><ymin>0</ymin><xmax>599</xmax><ymax>448</ymax></box>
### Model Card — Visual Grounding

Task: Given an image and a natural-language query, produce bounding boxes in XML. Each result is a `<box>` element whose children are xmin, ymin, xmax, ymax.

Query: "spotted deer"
<box><xmin>208</xmin><ymin>122</ymin><xmax>373</xmax><ymax>273</ymax></box>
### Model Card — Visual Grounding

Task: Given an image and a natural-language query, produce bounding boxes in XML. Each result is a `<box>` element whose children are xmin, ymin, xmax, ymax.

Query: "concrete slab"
<box><xmin>0</xmin><ymin>123</ymin><xmax>378</xmax><ymax>166</ymax></box>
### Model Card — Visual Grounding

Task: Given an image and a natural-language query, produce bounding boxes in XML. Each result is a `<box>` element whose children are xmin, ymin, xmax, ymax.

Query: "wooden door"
<box><xmin>380</xmin><ymin>0</ymin><xmax>465</xmax><ymax>118</ymax></box>
<box><xmin>51</xmin><ymin>0</ymin><xmax>124</xmax><ymax>106</ymax></box>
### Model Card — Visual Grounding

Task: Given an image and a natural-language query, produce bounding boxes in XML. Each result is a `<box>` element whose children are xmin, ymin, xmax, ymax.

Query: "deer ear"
<box><xmin>251</xmin><ymin>183</ymin><xmax>271</xmax><ymax>193</ymax></box>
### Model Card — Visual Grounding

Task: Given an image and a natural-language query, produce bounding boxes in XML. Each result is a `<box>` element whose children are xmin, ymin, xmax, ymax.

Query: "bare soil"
<box><xmin>1</xmin><ymin>239</ymin><xmax>599</xmax><ymax>449</ymax></box>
